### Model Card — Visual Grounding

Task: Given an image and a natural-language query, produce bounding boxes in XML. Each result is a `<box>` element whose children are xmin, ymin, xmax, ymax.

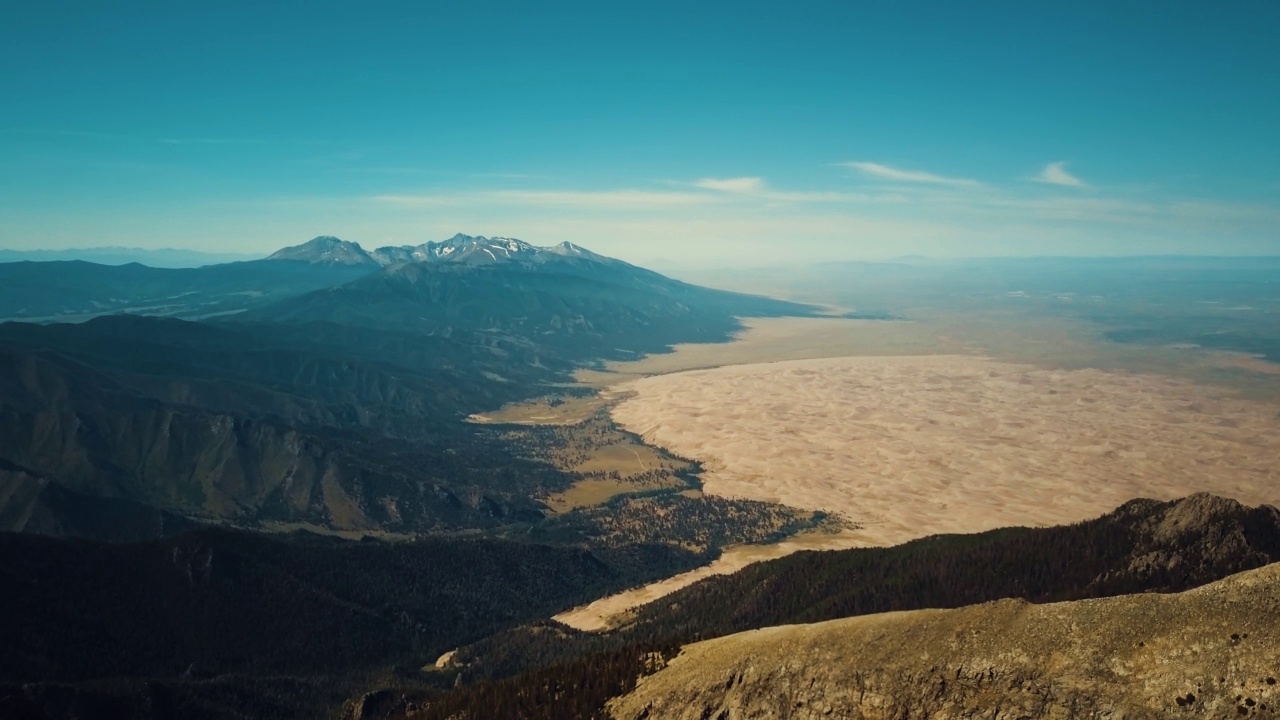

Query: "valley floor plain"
<box><xmin>613</xmin><ymin>352</ymin><xmax>1280</xmax><ymax>546</ymax></box>
<box><xmin>550</xmin><ymin>315</ymin><xmax>1280</xmax><ymax>629</ymax></box>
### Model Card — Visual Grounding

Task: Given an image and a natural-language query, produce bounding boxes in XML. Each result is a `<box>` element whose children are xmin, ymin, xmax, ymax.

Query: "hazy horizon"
<box><xmin>5</xmin><ymin>237</ymin><xmax>1280</xmax><ymax>274</ymax></box>
<box><xmin>2</xmin><ymin>235</ymin><xmax>1280</xmax><ymax>271</ymax></box>
<box><xmin>3</xmin><ymin>2</ymin><xmax>1278</xmax><ymax>266</ymax></box>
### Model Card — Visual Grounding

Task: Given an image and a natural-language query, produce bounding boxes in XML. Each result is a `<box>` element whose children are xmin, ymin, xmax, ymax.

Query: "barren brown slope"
<box><xmin>610</xmin><ymin>561</ymin><xmax>1280</xmax><ymax>720</ymax></box>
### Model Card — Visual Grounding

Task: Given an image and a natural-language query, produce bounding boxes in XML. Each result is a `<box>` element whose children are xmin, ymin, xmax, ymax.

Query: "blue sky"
<box><xmin>2</xmin><ymin>1</ymin><xmax>1278</xmax><ymax>265</ymax></box>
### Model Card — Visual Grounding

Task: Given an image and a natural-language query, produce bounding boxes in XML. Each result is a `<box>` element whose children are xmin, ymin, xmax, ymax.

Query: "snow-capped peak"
<box><xmin>271</xmin><ymin>234</ymin><xmax>618</xmax><ymax>268</ymax></box>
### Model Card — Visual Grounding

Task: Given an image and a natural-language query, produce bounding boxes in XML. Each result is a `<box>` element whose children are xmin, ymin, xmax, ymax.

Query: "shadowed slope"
<box><xmin>0</xmin><ymin>528</ymin><xmax>701</xmax><ymax>684</ymax></box>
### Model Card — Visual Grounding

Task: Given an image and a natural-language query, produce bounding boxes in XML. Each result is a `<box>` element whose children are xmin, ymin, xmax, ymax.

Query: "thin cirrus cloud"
<box><xmin>1034</xmin><ymin>161</ymin><xmax>1087</xmax><ymax>188</ymax></box>
<box><xmin>839</xmin><ymin>161</ymin><xmax>982</xmax><ymax>187</ymax></box>
<box><xmin>693</xmin><ymin>176</ymin><xmax>765</xmax><ymax>192</ymax></box>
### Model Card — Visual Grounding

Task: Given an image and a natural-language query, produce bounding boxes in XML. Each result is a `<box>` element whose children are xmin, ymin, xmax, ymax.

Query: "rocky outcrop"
<box><xmin>1116</xmin><ymin>493</ymin><xmax>1280</xmax><ymax>584</ymax></box>
<box><xmin>610</xmin><ymin>562</ymin><xmax>1280</xmax><ymax>719</ymax></box>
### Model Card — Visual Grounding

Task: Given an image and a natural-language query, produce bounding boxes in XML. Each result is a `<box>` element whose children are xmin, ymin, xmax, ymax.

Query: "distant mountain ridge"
<box><xmin>249</xmin><ymin>236</ymin><xmax>818</xmax><ymax>361</ymax></box>
<box><xmin>0</xmin><ymin>234</ymin><xmax>642</xmax><ymax>322</ymax></box>
<box><xmin>0</xmin><ymin>235</ymin><xmax>818</xmax><ymax>540</ymax></box>
<box><xmin>0</xmin><ymin>247</ymin><xmax>263</xmax><ymax>267</ymax></box>
<box><xmin>267</xmin><ymin>233</ymin><xmax>620</xmax><ymax>268</ymax></box>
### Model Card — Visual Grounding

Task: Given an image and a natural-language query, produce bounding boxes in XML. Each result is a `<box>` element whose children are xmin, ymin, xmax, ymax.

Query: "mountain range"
<box><xmin>267</xmin><ymin>234</ymin><xmax>616</xmax><ymax>269</ymax></box>
<box><xmin>0</xmin><ymin>236</ymin><xmax>823</xmax><ymax>718</ymax></box>
<box><xmin>0</xmin><ymin>235</ymin><xmax>814</xmax><ymax>541</ymax></box>
<box><xmin>0</xmin><ymin>247</ymin><xmax>263</xmax><ymax>268</ymax></box>
<box><xmin>0</xmin><ymin>234</ymin><xmax>809</xmax><ymax>323</ymax></box>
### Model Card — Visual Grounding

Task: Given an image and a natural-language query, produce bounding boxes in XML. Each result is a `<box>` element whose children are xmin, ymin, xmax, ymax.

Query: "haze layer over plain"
<box><xmin>609</xmin><ymin>332</ymin><xmax>1280</xmax><ymax>547</ymax></box>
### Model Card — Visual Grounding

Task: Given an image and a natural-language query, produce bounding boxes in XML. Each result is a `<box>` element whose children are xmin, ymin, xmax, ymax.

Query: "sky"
<box><xmin>2</xmin><ymin>0</ymin><xmax>1278</xmax><ymax>267</ymax></box>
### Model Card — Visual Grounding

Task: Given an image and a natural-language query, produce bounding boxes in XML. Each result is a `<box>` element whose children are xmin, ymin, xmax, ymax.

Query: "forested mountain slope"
<box><xmin>418</xmin><ymin>495</ymin><xmax>1280</xmax><ymax>720</ymax></box>
<box><xmin>0</xmin><ymin>238</ymin><xmax>816</xmax><ymax>539</ymax></box>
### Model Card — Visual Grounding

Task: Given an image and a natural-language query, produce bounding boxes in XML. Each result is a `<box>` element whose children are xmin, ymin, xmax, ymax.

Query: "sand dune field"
<box><xmin>610</xmin><ymin>354</ymin><xmax>1280</xmax><ymax>547</ymax></box>
<box><xmin>552</xmin><ymin>317</ymin><xmax>1280</xmax><ymax>629</ymax></box>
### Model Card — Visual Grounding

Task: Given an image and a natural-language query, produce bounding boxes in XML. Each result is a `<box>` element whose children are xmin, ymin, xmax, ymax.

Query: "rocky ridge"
<box><xmin>610</xmin><ymin>560</ymin><xmax>1280</xmax><ymax>719</ymax></box>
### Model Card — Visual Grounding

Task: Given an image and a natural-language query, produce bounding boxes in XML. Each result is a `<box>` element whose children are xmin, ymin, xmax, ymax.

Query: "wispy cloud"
<box><xmin>82</xmin><ymin>170</ymin><xmax>1280</xmax><ymax>266</ymax></box>
<box><xmin>1034</xmin><ymin>161</ymin><xmax>1087</xmax><ymax>188</ymax></box>
<box><xmin>291</xmin><ymin>170</ymin><xmax>1280</xmax><ymax>262</ymax></box>
<box><xmin>694</xmin><ymin>176</ymin><xmax>765</xmax><ymax>192</ymax></box>
<box><xmin>839</xmin><ymin>161</ymin><xmax>981</xmax><ymax>187</ymax></box>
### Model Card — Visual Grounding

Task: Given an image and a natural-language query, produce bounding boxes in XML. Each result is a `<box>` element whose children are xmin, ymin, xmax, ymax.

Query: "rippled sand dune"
<box><xmin>611</xmin><ymin>355</ymin><xmax>1280</xmax><ymax>547</ymax></box>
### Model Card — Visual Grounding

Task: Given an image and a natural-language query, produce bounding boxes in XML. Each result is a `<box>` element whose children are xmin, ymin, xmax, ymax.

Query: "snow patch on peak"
<box><xmin>272</xmin><ymin>233</ymin><xmax>617</xmax><ymax>268</ymax></box>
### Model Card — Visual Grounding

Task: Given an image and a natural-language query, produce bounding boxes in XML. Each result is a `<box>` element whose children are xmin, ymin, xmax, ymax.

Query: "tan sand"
<box><xmin>610</xmin><ymin>354</ymin><xmax>1280</xmax><ymax>548</ymax></box>
<box><xmin>574</xmin><ymin>317</ymin><xmax>963</xmax><ymax>386</ymax></box>
<box><xmin>554</xmin><ymin>530</ymin><xmax>867</xmax><ymax>632</ymax></box>
<box><xmin>466</xmin><ymin>393</ymin><xmax>612</xmax><ymax>425</ymax></box>
<box><xmin>542</xmin><ymin>475</ymin><xmax>686</xmax><ymax>513</ymax></box>
<box><xmin>551</xmin><ymin>317</ymin><xmax>1280</xmax><ymax>630</ymax></box>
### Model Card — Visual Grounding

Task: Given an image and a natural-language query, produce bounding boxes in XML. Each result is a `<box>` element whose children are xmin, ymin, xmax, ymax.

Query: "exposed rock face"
<box><xmin>610</xmin><ymin>562</ymin><xmax>1280</xmax><ymax>719</ymax></box>
<box><xmin>0</xmin><ymin>320</ymin><xmax>571</xmax><ymax>538</ymax></box>
<box><xmin>1113</xmin><ymin>493</ymin><xmax>1280</xmax><ymax>589</ymax></box>
<box><xmin>0</xmin><ymin>344</ymin><xmax>368</xmax><ymax>529</ymax></box>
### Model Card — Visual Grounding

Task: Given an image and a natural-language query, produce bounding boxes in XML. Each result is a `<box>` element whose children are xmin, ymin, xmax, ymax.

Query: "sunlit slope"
<box><xmin>611</xmin><ymin>560</ymin><xmax>1280</xmax><ymax>719</ymax></box>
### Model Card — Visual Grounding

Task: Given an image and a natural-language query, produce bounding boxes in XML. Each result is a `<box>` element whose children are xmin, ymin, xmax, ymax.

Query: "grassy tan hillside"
<box><xmin>611</xmin><ymin>561</ymin><xmax>1280</xmax><ymax>719</ymax></box>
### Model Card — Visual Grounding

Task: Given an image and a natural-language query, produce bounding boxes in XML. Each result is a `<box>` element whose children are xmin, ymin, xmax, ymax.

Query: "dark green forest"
<box><xmin>0</xmin><ymin>528</ymin><xmax>702</xmax><ymax>684</ymax></box>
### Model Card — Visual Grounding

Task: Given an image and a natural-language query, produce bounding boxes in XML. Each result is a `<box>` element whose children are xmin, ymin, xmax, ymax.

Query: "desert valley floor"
<box><xmin>612</xmin><ymin>354</ymin><xmax>1280</xmax><ymax>546</ymax></box>
<box><xmin>549</xmin><ymin>316</ymin><xmax>1280</xmax><ymax>629</ymax></box>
